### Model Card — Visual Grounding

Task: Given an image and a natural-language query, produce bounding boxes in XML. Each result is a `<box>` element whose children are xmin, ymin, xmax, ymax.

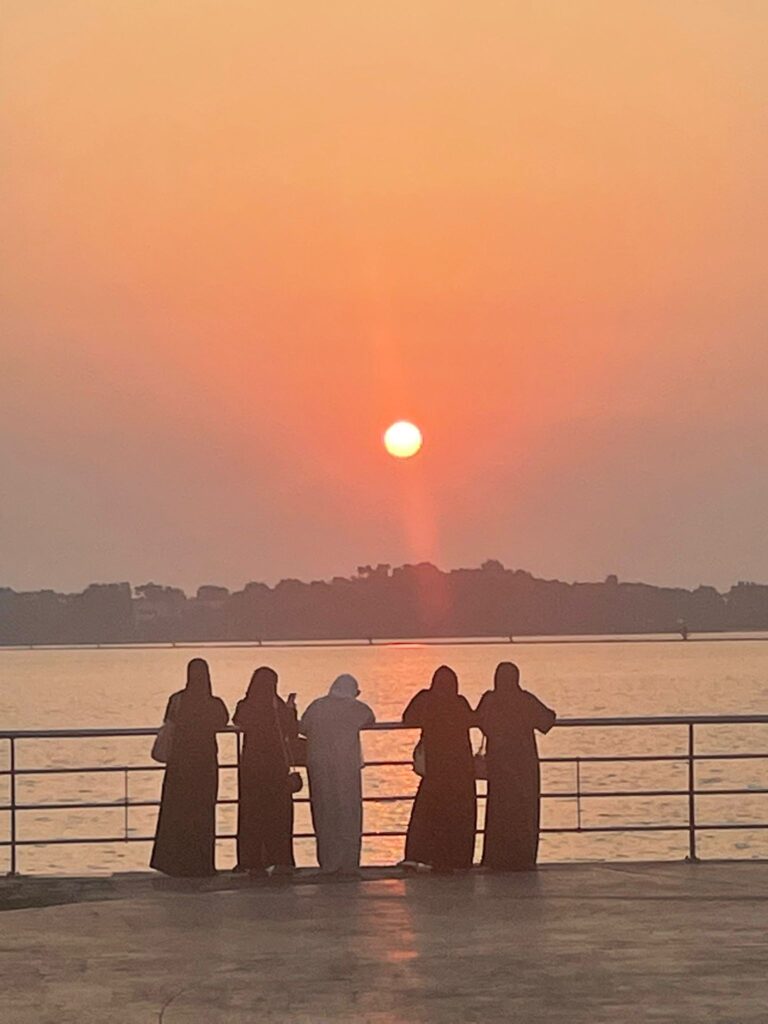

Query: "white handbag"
<box><xmin>412</xmin><ymin>740</ymin><xmax>426</xmax><ymax>777</ymax></box>
<box><xmin>151</xmin><ymin>720</ymin><xmax>175</xmax><ymax>763</ymax></box>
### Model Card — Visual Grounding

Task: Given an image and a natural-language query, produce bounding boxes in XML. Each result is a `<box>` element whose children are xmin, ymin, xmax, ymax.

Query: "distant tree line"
<box><xmin>1</xmin><ymin>561</ymin><xmax>767</xmax><ymax>645</ymax></box>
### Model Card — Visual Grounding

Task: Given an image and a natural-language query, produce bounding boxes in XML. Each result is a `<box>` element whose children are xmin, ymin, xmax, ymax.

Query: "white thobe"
<box><xmin>299</xmin><ymin>695</ymin><xmax>375</xmax><ymax>872</ymax></box>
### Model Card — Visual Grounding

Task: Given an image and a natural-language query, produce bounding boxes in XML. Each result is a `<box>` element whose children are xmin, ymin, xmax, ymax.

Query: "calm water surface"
<box><xmin>2</xmin><ymin>636</ymin><xmax>767</xmax><ymax>874</ymax></box>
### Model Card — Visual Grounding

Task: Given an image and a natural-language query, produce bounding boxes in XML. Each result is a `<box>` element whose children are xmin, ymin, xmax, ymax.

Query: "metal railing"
<box><xmin>2</xmin><ymin>715</ymin><xmax>768</xmax><ymax>875</ymax></box>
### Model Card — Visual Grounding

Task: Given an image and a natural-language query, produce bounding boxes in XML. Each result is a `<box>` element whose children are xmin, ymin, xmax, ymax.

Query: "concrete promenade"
<box><xmin>2</xmin><ymin>862</ymin><xmax>767</xmax><ymax>1023</ymax></box>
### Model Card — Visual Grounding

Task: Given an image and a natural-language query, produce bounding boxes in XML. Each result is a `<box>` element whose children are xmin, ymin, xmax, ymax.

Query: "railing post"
<box><xmin>123</xmin><ymin>769</ymin><xmax>129</xmax><ymax>841</ymax></box>
<box><xmin>686</xmin><ymin>722</ymin><xmax>698</xmax><ymax>862</ymax></box>
<box><xmin>576</xmin><ymin>757</ymin><xmax>582</xmax><ymax>831</ymax></box>
<box><xmin>8</xmin><ymin>737</ymin><xmax>18</xmax><ymax>876</ymax></box>
<box><xmin>234</xmin><ymin>730</ymin><xmax>242</xmax><ymax>854</ymax></box>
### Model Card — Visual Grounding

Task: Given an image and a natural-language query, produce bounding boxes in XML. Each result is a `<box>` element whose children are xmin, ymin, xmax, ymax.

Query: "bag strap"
<box><xmin>273</xmin><ymin>700</ymin><xmax>293</xmax><ymax>774</ymax></box>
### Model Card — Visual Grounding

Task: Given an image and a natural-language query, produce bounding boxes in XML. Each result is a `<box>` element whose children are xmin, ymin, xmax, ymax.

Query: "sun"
<box><xmin>384</xmin><ymin>420</ymin><xmax>423</xmax><ymax>459</ymax></box>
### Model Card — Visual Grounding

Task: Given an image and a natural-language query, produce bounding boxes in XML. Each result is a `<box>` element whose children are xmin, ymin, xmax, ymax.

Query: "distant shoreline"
<box><xmin>2</xmin><ymin>630</ymin><xmax>768</xmax><ymax>652</ymax></box>
<box><xmin>4</xmin><ymin>564</ymin><xmax>767</xmax><ymax>647</ymax></box>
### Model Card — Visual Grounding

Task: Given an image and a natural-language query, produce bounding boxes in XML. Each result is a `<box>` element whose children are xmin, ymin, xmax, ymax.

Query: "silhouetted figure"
<box><xmin>299</xmin><ymin>675</ymin><xmax>375</xmax><ymax>876</ymax></box>
<box><xmin>150</xmin><ymin>658</ymin><xmax>229</xmax><ymax>877</ymax></box>
<box><xmin>476</xmin><ymin>662</ymin><xmax>556</xmax><ymax>871</ymax></box>
<box><xmin>233</xmin><ymin>666</ymin><xmax>298</xmax><ymax>876</ymax></box>
<box><xmin>402</xmin><ymin>666</ymin><xmax>476</xmax><ymax>872</ymax></box>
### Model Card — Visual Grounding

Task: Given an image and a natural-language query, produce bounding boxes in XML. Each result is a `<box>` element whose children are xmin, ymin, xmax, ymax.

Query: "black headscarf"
<box><xmin>403</xmin><ymin>664</ymin><xmax>471</xmax><ymax>734</ymax></box>
<box><xmin>185</xmin><ymin>658</ymin><xmax>213</xmax><ymax>700</ymax></box>
<box><xmin>493</xmin><ymin>661</ymin><xmax>521</xmax><ymax>702</ymax></box>
<box><xmin>430</xmin><ymin>665</ymin><xmax>459</xmax><ymax>698</ymax></box>
<box><xmin>495</xmin><ymin>659</ymin><xmax>520</xmax><ymax>692</ymax></box>
<box><xmin>244</xmin><ymin>666</ymin><xmax>278</xmax><ymax>705</ymax></box>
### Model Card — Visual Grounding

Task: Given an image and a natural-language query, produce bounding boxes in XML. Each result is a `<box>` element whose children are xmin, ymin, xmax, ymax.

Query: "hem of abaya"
<box><xmin>481</xmin><ymin>860</ymin><xmax>537</xmax><ymax>872</ymax></box>
<box><xmin>150</xmin><ymin>865</ymin><xmax>217</xmax><ymax>879</ymax></box>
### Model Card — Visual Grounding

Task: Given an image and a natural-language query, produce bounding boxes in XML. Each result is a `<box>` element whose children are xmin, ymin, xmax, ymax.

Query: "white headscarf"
<box><xmin>329</xmin><ymin>674</ymin><xmax>360</xmax><ymax>698</ymax></box>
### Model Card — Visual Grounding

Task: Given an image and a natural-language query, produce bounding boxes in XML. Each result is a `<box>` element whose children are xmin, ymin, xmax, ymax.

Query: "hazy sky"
<box><xmin>2</xmin><ymin>1</ymin><xmax>767</xmax><ymax>593</ymax></box>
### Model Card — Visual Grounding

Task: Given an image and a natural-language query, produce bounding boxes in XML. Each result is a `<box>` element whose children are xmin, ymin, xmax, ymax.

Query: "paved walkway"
<box><xmin>2</xmin><ymin>862</ymin><xmax>767</xmax><ymax>1023</ymax></box>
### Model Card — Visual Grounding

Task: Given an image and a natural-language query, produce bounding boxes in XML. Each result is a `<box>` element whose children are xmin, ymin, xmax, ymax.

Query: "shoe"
<box><xmin>271</xmin><ymin>865</ymin><xmax>295</xmax><ymax>877</ymax></box>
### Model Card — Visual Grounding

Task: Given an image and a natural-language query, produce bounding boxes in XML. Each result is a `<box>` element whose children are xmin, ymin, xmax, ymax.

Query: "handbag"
<box><xmin>151</xmin><ymin>720</ymin><xmax>175</xmax><ymax>764</ymax></box>
<box><xmin>290</xmin><ymin>736</ymin><xmax>308</xmax><ymax>767</ymax></box>
<box><xmin>474</xmin><ymin>736</ymin><xmax>488</xmax><ymax>780</ymax></box>
<box><xmin>412</xmin><ymin>740</ymin><xmax>426</xmax><ymax>777</ymax></box>
<box><xmin>151</xmin><ymin>692</ymin><xmax>182</xmax><ymax>764</ymax></box>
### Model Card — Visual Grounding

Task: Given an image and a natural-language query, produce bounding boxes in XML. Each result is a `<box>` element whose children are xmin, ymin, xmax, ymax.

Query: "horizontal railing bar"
<box><xmin>539</xmin><ymin>788</ymin><xmax>768</xmax><ymax>798</ymax></box>
<box><xmin>0</xmin><ymin>833</ymin><xmax>399</xmax><ymax>846</ymax></box>
<box><xmin>0</xmin><ymin>828</ymin><xmax>694</xmax><ymax>848</ymax></box>
<box><xmin>689</xmin><ymin>753</ymin><xmax>768</xmax><ymax>761</ymax></box>
<box><xmin>0</xmin><ymin>763</ymin><xmax>241</xmax><ymax>777</ymax></box>
<box><xmin>6</xmin><ymin>635</ymin><xmax>768</xmax><ymax>655</ymax></box>
<box><xmin>690</xmin><ymin>788</ymin><xmax>768</xmax><ymax>796</ymax></box>
<box><xmin>0</xmin><ymin>832</ymin><xmax>381</xmax><ymax>847</ymax></box>
<box><xmin>367</xmin><ymin>754</ymin><xmax>757</xmax><ymax>766</ymax></box>
<box><xmin>3</xmin><ymin>752</ymin><xmax>767</xmax><ymax>780</ymax></box>
<box><xmin>541</xmin><ymin>824</ymin><xmax>768</xmax><ymax>833</ymax></box>
<box><xmin>539</xmin><ymin>716</ymin><xmax>768</xmax><ymax>728</ymax></box>
<box><xmin>545</xmin><ymin>753</ymin><xmax>768</xmax><ymax>763</ymax></box>
<box><xmin>3</xmin><ymin>715</ymin><xmax>768</xmax><ymax>741</ymax></box>
<box><xmin>0</xmin><ymin>795</ymin><xmax>427</xmax><ymax>813</ymax></box>
<box><xmin>7</xmin><ymin>822</ymin><xmax>768</xmax><ymax>850</ymax></box>
<box><xmin>5</xmin><ymin>788</ymin><xmax>768</xmax><ymax>816</ymax></box>
<box><xmin>0</xmin><ymin>798</ymin><xmax>306</xmax><ymax>811</ymax></box>
<box><xmin>681</xmin><ymin>823</ymin><xmax>768</xmax><ymax>831</ymax></box>
<box><xmin>538</xmin><ymin>788</ymin><xmax>768</xmax><ymax>799</ymax></box>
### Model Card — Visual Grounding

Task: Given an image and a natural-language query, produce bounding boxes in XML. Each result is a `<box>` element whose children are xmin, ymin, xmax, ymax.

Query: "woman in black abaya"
<box><xmin>150</xmin><ymin>658</ymin><xmax>229</xmax><ymax>877</ymax></box>
<box><xmin>402</xmin><ymin>666</ymin><xmax>476</xmax><ymax>872</ymax></box>
<box><xmin>233</xmin><ymin>666</ymin><xmax>298</xmax><ymax>875</ymax></box>
<box><xmin>476</xmin><ymin>662</ymin><xmax>556</xmax><ymax>871</ymax></box>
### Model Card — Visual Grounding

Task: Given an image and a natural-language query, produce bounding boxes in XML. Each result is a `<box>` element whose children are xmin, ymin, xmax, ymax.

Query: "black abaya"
<box><xmin>234</xmin><ymin>697</ymin><xmax>297</xmax><ymax>871</ymax></box>
<box><xmin>403</xmin><ymin>689</ymin><xmax>476</xmax><ymax>871</ymax></box>
<box><xmin>150</xmin><ymin>691</ymin><xmax>229</xmax><ymax>877</ymax></box>
<box><xmin>476</xmin><ymin>689</ymin><xmax>555</xmax><ymax>870</ymax></box>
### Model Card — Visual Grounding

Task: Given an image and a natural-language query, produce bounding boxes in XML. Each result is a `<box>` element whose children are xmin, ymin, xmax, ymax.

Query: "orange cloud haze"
<box><xmin>1</xmin><ymin>2</ymin><xmax>767</xmax><ymax>590</ymax></box>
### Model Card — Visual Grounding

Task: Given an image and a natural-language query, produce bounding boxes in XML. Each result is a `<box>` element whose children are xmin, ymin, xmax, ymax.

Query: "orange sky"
<box><xmin>1</xmin><ymin>2</ymin><xmax>767</xmax><ymax>591</ymax></box>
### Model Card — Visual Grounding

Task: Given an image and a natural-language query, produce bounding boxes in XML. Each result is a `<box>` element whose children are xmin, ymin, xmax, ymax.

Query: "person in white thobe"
<box><xmin>299</xmin><ymin>675</ymin><xmax>375</xmax><ymax>875</ymax></box>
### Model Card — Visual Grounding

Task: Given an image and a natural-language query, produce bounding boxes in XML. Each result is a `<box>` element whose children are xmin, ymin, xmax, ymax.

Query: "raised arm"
<box><xmin>358</xmin><ymin>702</ymin><xmax>375</xmax><ymax>729</ymax></box>
<box><xmin>280</xmin><ymin>700</ymin><xmax>299</xmax><ymax>743</ymax></box>
<box><xmin>528</xmin><ymin>694</ymin><xmax>556</xmax><ymax>734</ymax></box>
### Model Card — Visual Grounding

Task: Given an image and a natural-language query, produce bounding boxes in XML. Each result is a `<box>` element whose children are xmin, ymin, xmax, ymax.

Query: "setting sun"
<box><xmin>384</xmin><ymin>421</ymin><xmax>423</xmax><ymax>459</ymax></box>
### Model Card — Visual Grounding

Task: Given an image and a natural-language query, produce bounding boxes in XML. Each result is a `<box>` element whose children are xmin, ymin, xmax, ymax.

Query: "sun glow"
<box><xmin>384</xmin><ymin>421</ymin><xmax>423</xmax><ymax>459</ymax></box>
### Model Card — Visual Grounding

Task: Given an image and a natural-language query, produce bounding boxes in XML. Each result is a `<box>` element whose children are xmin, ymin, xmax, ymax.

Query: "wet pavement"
<box><xmin>2</xmin><ymin>862</ymin><xmax>767</xmax><ymax>1023</ymax></box>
